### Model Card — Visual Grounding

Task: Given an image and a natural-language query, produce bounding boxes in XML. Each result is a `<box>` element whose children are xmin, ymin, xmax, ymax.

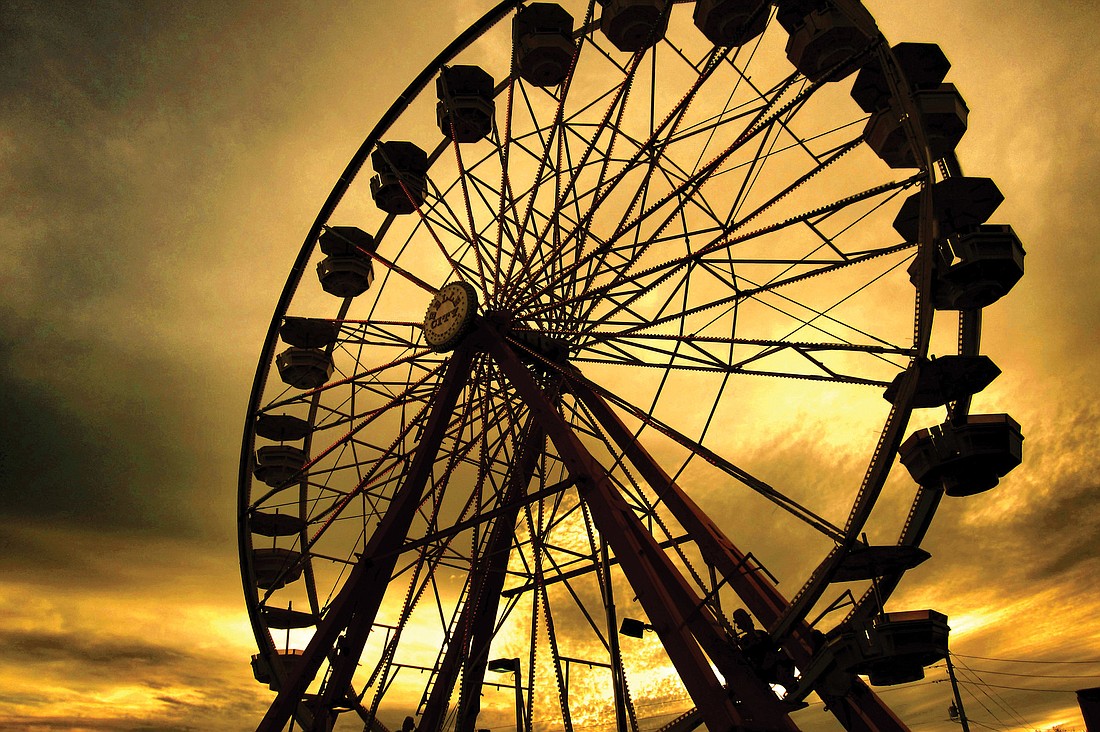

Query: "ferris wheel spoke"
<box><xmin>573</xmin><ymin>331</ymin><xmax>915</xmax><ymax>357</ymax></box>
<box><xmin>415</xmin><ymin>417</ymin><xmax>542</xmax><ymax>726</ymax></box>
<box><xmin>531</xmin><ymin>551</ymin><xmax>575</xmax><ymax>732</ymax></box>
<box><xmin>573</xmin><ymin>355</ymin><xmax>891</xmax><ymax>386</ymax></box>
<box><xmin>336</xmin><ymin>320</ymin><xmax>426</xmax><ymax>349</ymax></box>
<box><xmin>302</xmin><ymin>385</ymin><xmax>492</xmax><ymax>562</ymax></box>
<box><xmin>486</xmin><ymin>328</ymin><xmax>797</xmax><ymax>730</ymax></box>
<box><xmin>255</xmin><ymin>412</ymin><xmax>438</xmax><ymax>643</ymax></box>
<box><xmin>562</xmin><ymin>117</ymin><xmax>873</xmax><ymax>315</ymax></box>
<box><xmin>404</xmin><ymin>179</ymin><xmax>487</xmax><ymax>290</ymax></box>
<box><xmin>572</xmin><ymin>332</ymin><xmax>909</xmax><ymax>378</ymax></box>
<box><xmin>725</xmin><ymin>99</ymin><xmax>806</xmax><ymax>230</ymax></box>
<box><xmin>372</xmin><ymin>454</ymin><xmax>498</xmax><ymax>701</ymax></box>
<box><xmin>257</xmin><ymin>342</ymin><xmax>476</xmax><ymax>732</ymax></box>
<box><xmin>260</xmin><ymin>348</ymin><xmax>436</xmax><ymax>416</ymax></box>
<box><xmin>322</xmin><ymin>224</ymin><xmax>440</xmax><ymax>296</ymax></box>
<box><xmin>465</xmin><ymin>167</ymin><xmax>524</xmax><ymax>254</ymax></box>
<box><xmin>420</xmin><ymin>411</ymin><xmax>548</xmax><ymax>731</ymax></box>
<box><xmin>499</xmin><ymin>5</ymin><xmax>593</xmax><ymax>294</ymax></box>
<box><xmin>443</xmin><ymin>121</ymin><xmax>494</xmax><ymax>298</ymax></box>
<box><xmin>551</xmin><ymin>131</ymin><xmax>872</xmax><ymax>331</ymax></box>
<box><xmin>507</xmin><ymin>34</ymin><xmax>652</xmax><ymax>307</ymax></box>
<box><xmin>293</xmin><ymin>363</ymin><xmax>446</xmax><ymax>485</ymax></box>
<box><xmin>536</xmin><ymin>57</ymin><xmax>747</xmax><ymax>311</ymax></box>
<box><xmin>462</xmin><ymin>161</ymin><xmax>554</xmax><ymax>282</ymax></box>
<box><xmin>559</xmin><ymin>50</ymin><xmax>655</xmax><ymax>263</ymax></box>
<box><xmin>559</xmin><ymin>364</ymin><xmax>846</xmax><ymax>541</ymax></box>
<box><xmin>572</xmin><ymin>236</ymin><xmax>915</xmax><ymax>346</ymax></box>
<box><xmin>519</xmin><ymin>69</ymin><xmax>810</xmax><ymax>312</ymax></box>
<box><xmin>623</xmin><ymin>72</ymin><xmax>775</xmax><ymax>251</ymax></box>
<box><xmin>490</xmin><ymin>71</ymin><xmax>524</xmax><ymax>304</ymax></box>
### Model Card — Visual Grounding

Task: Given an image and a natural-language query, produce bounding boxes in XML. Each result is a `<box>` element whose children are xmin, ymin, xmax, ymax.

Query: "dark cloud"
<box><xmin>0</xmin><ymin>719</ymin><xmax>195</xmax><ymax>731</ymax></box>
<box><xmin>915</xmin><ymin>401</ymin><xmax>1100</xmax><ymax>588</ymax></box>
<box><xmin>0</xmin><ymin>1</ymin><xmax>1098</xmax><ymax>730</ymax></box>
<box><xmin>0</xmin><ymin>628</ymin><xmax>183</xmax><ymax>668</ymax></box>
<box><xmin>0</xmin><ymin>2</ymin><xmax>296</xmax><ymax>537</ymax></box>
<box><xmin>0</xmin><ymin>598</ymin><xmax>270</xmax><ymax>730</ymax></box>
<box><xmin>1011</xmin><ymin>407</ymin><xmax>1100</xmax><ymax>580</ymax></box>
<box><xmin>0</xmin><ymin>320</ymin><xmax>206</xmax><ymax>535</ymax></box>
<box><xmin>1031</xmin><ymin>484</ymin><xmax>1100</xmax><ymax>577</ymax></box>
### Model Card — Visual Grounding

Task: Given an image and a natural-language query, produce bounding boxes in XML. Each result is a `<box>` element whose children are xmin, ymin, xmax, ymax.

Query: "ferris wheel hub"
<box><xmin>423</xmin><ymin>281</ymin><xmax>478</xmax><ymax>352</ymax></box>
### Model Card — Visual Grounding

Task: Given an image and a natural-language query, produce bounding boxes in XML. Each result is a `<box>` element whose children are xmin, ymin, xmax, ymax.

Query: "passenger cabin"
<box><xmin>865</xmin><ymin>84</ymin><xmax>969</xmax><ymax>168</ymax></box>
<box><xmin>280</xmin><ymin>317</ymin><xmax>339</xmax><ymax>349</ymax></box>
<box><xmin>851</xmin><ymin>42</ymin><xmax>951</xmax><ymax>114</ymax></box>
<box><xmin>252</xmin><ymin>547</ymin><xmax>304</xmax><ymax>590</ymax></box>
<box><xmin>250</xmin><ymin>510</ymin><xmax>306</xmax><ymax>537</ymax></box>
<box><xmin>317</xmin><ymin>226</ymin><xmax>377</xmax><ymax>298</ymax></box>
<box><xmin>833</xmin><ymin>544</ymin><xmax>931</xmax><ymax>582</ymax></box>
<box><xmin>513</xmin><ymin>3</ymin><xmax>576</xmax><ymax>87</ymax></box>
<box><xmin>276</xmin><ymin>347</ymin><xmax>334</xmax><ymax>390</ymax></box>
<box><xmin>899</xmin><ymin>414</ymin><xmax>1024</xmax><ymax>496</ymax></box>
<box><xmin>828</xmin><ymin>610</ymin><xmax>950</xmax><ymax>686</ymax></box>
<box><xmin>882</xmin><ymin>355</ymin><xmax>1001</xmax><ymax>409</ymax></box>
<box><xmin>262</xmin><ymin>605</ymin><xmax>318</xmax><ymax>629</ymax></box>
<box><xmin>437</xmin><ymin>65</ymin><xmax>495</xmax><ymax>143</ymax></box>
<box><xmin>774</xmin><ymin>0</ymin><xmax>829</xmax><ymax>34</ymax></box>
<box><xmin>319</xmin><ymin>226</ymin><xmax>376</xmax><ymax>257</ymax></box>
<box><xmin>693</xmin><ymin>0</ymin><xmax>769</xmax><ymax>47</ymax></box>
<box><xmin>253</xmin><ymin>445</ymin><xmax>307</xmax><ymax>488</ymax></box>
<box><xmin>254</xmin><ymin>413</ymin><xmax>311</xmax><ymax>442</ymax></box>
<box><xmin>318</xmin><ymin>254</ymin><xmax>374</xmax><ymax>297</ymax></box>
<box><xmin>251</xmin><ymin>649</ymin><xmax>307</xmax><ymax>690</ymax></box>
<box><xmin>784</xmin><ymin>6</ymin><xmax>872</xmax><ymax>82</ymax></box>
<box><xmin>370</xmin><ymin>141</ymin><xmax>429</xmax><ymax>215</ymax></box>
<box><xmin>932</xmin><ymin>224</ymin><xmax>1026</xmax><ymax>310</ymax></box>
<box><xmin>893</xmin><ymin>176</ymin><xmax>1004</xmax><ymax>243</ymax></box>
<box><xmin>598</xmin><ymin>0</ymin><xmax>670</xmax><ymax>53</ymax></box>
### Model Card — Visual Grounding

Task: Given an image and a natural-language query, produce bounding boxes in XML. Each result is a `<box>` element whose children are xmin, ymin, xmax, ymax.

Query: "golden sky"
<box><xmin>2</xmin><ymin>1</ymin><xmax>1099</xmax><ymax>731</ymax></box>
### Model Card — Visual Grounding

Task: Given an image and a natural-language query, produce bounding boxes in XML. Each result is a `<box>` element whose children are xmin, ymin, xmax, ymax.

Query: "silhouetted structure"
<box><xmin>239</xmin><ymin>3</ymin><xmax>1030</xmax><ymax>731</ymax></box>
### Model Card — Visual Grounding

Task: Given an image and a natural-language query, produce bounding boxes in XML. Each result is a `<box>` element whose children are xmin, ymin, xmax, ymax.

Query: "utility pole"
<box><xmin>945</xmin><ymin>652</ymin><xmax>971</xmax><ymax>732</ymax></box>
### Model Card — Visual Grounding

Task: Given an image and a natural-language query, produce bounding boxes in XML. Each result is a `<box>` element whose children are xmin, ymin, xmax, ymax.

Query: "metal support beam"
<box><xmin>418</xmin><ymin>413</ymin><xmax>549</xmax><ymax>732</ymax></box>
<box><xmin>256</xmin><ymin>344</ymin><xmax>477</xmax><ymax>732</ymax></box>
<box><xmin>571</xmin><ymin>375</ymin><xmax>911</xmax><ymax>732</ymax></box>
<box><xmin>486</xmin><ymin>327</ymin><xmax>795</xmax><ymax>732</ymax></box>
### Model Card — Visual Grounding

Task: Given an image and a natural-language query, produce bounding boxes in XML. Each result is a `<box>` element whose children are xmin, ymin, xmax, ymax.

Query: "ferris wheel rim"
<box><xmin>236</xmin><ymin>2</ymin><xmax>968</xmax><ymax>729</ymax></box>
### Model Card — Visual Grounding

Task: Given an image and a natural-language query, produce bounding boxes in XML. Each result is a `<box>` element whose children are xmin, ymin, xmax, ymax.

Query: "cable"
<box><xmin>946</xmin><ymin>677</ymin><xmax>1017</xmax><ymax>730</ymax></box>
<box><xmin>954</xmin><ymin>653</ymin><xmax>1100</xmax><ymax>665</ymax></box>
<box><xmin>952</xmin><ymin>655</ymin><xmax>1034</xmax><ymax>730</ymax></box>
<box><xmin>965</xmin><ymin>719</ymin><xmax>1013</xmax><ymax>731</ymax></box>
<box><xmin>931</xmin><ymin>665</ymin><xmax>1100</xmax><ymax>680</ymax></box>
<box><xmin>952</xmin><ymin>680</ymin><xmax>1080</xmax><ymax>694</ymax></box>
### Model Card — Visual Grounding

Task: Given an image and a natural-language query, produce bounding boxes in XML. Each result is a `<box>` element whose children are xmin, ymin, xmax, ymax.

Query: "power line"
<box><xmin>952</xmin><ymin>655</ymin><xmax>1034</xmax><ymax>730</ymax></box>
<box><xmin>954</xmin><ymin>653</ymin><xmax>1100</xmax><ymax>665</ymax></box>
<box><xmin>947</xmin><ymin>679</ymin><xmax>1081</xmax><ymax>694</ymax></box>
<box><xmin>946</xmin><ymin>677</ymin><xmax>1017</xmax><ymax>730</ymax></box>
<box><xmin>964</xmin><ymin>719</ymin><xmax>1012</xmax><ymax>731</ymax></box>
<box><xmin>932</xmin><ymin>665</ymin><xmax>1100</xmax><ymax>680</ymax></box>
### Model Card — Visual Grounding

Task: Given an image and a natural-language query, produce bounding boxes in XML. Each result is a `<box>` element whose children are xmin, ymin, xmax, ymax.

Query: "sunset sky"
<box><xmin>2</xmin><ymin>1</ymin><xmax>1099</xmax><ymax>731</ymax></box>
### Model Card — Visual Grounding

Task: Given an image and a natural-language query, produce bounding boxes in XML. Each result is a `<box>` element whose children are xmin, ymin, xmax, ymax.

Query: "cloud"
<box><xmin>0</xmin><ymin>1</ymin><xmax>309</xmax><ymax>539</ymax></box>
<box><xmin>2</xmin><ymin>1</ymin><xmax>1099</xmax><ymax>731</ymax></box>
<box><xmin>0</xmin><ymin>628</ymin><xmax>183</xmax><ymax>668</ymax></box>
<box><xmin>0</xmin><ymin>524</ymin><xmax>270</xmax><ymax>731</ymax></box>
<box><xmin>0</xmin><ymin>330</ymin><xmax>202</xmax><ymax>535</ymax></box>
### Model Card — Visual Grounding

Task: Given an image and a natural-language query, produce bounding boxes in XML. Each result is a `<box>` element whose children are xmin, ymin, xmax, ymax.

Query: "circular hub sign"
<box><xmin>423</xmin><ymin>281</ymin><xmax>477</xmax><ymax>352</ymax></box>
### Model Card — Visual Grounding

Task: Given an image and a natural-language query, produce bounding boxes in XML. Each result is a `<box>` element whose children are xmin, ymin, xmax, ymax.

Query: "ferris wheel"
<box><xmin>238</xmin><ymin>1</ymin><xmax>1027</xmax><ymax>730</ymax></box>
